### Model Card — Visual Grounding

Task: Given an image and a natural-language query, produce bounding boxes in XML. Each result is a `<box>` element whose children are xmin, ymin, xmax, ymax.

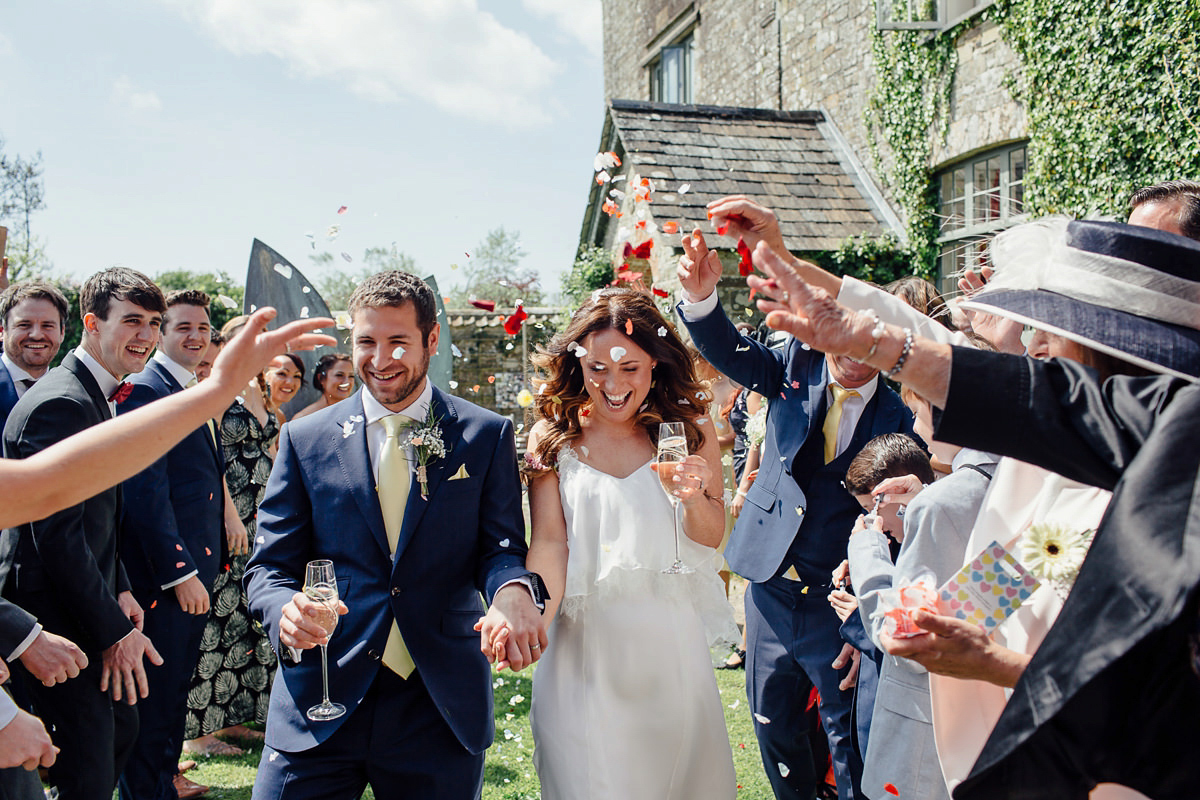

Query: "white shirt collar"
<box><xmin>1</xmin><ymin>353</ymin><xmax>36</xmax><ymax>385</ymax></box>
<box><xmin>74</xmin><ymin>345</ymin><xmax>120</xmax><ymax>402</ymax></box>
<box><xmin>361</xmin><ymin>378</ymin><xmax>433</xmax><ymax>427</ymax></box>
<box><xmin>827</xmin><ymin>373</ymin><xmax>878</xmax><ymax>405</ymax></box>
<box><xmin>153</xmin><ymin>349</ymin><xmax>196</xmax><ymax>388</ymax></box>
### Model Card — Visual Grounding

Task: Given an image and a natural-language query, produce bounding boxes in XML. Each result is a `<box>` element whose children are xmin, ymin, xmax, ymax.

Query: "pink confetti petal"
<box><xmin>337</xmin><ymin>205</ymin><xmax>348</xmax><ymax>215</ymax></box>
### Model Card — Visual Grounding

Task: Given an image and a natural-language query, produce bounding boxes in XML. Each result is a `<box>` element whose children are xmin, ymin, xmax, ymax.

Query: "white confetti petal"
<box><xmin>499</xmin><ymin>539</ymin><xmax>510</xmax><ymax>548</ymax></box>
<box><xmin>509</xmin><ymin>694</ymin><xmax>525</xmax><ymax>706</ymax></box>
<box><xmin>755</xmin><ymin>713</ymin><xmax>772</xmax><ymax>724</ymax></box>
<box><xmin>679</xmin><ymin>183</ymin><xmax>691</xmax><ymax>194</ymax></box>
<box><xmin>777</xmin><ymin>762</ymin><xmax>790</xmax><ymax>778</ymax></box>
<box><xmin>327</xmin><ymin>225</ymin><xmax>340</xmax><ymax>240</ymax></box>
<box><xmin>273</xmin><ymin>263</ymin><xmax>293</xmax><ymax>279</ymax></box>
<box><xmin>596</xmin><ymin>169</ymin><xmax>611</xmax><ymax>184</ymax></box>
<box><xmin>657</xmin><ymin>326</ymin><xmax>668</xmax><ymax>337</ymax></box>
<box><xmin>217</xmin><ymin>294</ymin><xmax>237</xmax><ymax>309</ymax></box>
<box><xmin>451</xmin><ymin>344</ymin><xmax>463</xmax><ymax>358</ymax></box>
<box><xmin>610</xmin><ymin>346</ymin><xmax>626</xmax><ymax>361</ymax></box>
<box><xmin>249</xmin><ymin>304</ymin><xmax>257</xmax><ymax>312</ymax></box>
<box><xmin>580</xmin><ymin>445</ymin><xmax>590</xmax><ymax>457</ymax></box>
<box><xmin>300</xmin><ymin>306</ymin><xmax>309</xmax><ymax>318</ymax></box>
<box><xmin>729</xmin><ymin>699</ymin><xmax>740</xmax><ymax>709</ymax></box>
<box><xmin>269</xmin><ymin>752</ymin><xmax>279</xmax><ymax>762</ymax></box>
<box><xmin>573</xmin><ymin>345</ymin><xmax>588</xmax><ymax>358</ymax></box>
<box><xmin>449</xmin><ymin>380</ymin><xmax>459</xmax><ymax>389</ymax></box>
<box><xmin>392</xmin><ymin>345</ymin><xmax>406</xmax><ymax>359</ymax></box>
<box><xmin>257</xmin><ymin>536</ymin><xmax>265</xmax><ymax>544</ymax></box>
<box><xmin>698</xmin><ymin>417</ymin><xmax>708</xmax><ymax>424</ymax></box>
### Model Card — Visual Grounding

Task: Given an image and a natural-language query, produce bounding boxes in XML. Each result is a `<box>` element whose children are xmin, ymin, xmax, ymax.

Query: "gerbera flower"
<box><xmin>1019</xmin><ymin>522</ymin><xmax>1094</xmax><ymax>586</ymax></box>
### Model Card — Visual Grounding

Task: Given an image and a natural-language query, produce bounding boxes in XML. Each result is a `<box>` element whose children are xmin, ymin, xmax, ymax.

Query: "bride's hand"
<box><xmin>652</xmin><ymin>454</ymin><xmax>714</xmax><ymax>505</ymax></box>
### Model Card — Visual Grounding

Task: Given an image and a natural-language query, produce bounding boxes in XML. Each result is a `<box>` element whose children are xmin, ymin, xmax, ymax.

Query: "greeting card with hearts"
<box><xmin>938</xmin><ymin>541</ymin><xmax>1040</xmax><ymax>632</ymax></box>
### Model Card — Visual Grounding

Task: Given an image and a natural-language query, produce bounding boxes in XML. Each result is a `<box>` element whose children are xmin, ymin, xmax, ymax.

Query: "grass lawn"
<box><xmin>179</xmin><ymin>665</ymin><xmax>772</xmax><ymax>798</ymax></box>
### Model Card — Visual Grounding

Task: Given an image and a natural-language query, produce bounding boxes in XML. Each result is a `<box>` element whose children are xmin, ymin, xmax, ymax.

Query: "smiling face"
<box><xmin>159</xmin><ymin>303</ymin><xmax>212</xmax><ymax>372</ymax></box>
<box><xmin>352</xmin><ymin>302</ymin><xmax>438</xmax><ymax>411</ymax></box>
<box><xmin>826</xmin><ymin>353</ymin><xmax>877</xmax><ymax>388</ymax></box>
<box><xmin>2</xmin><ymin>297</ymin><xmax>64</xmax><ymax>377</ymax></box>
<box><xmin>265</xmin><ymin>355</ymin><xmax>304</xmax><ymax>406</ymax></box>
<box><xmin>579</xmin><ymin>328</ymin><xmax>656</xmax><ymax>424</ymax></box>
<box><xmin>82</xmin><ymin>298</ymin><xmax>162</xmax><ymax>379</ymax></box>
<box><xmin>321</xmin><ymin>358</ymin><xmax>355</xmax><ymax>401</ymax></box>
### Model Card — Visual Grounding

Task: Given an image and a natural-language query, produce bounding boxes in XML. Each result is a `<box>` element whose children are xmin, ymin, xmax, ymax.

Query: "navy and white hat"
<box><xmin>960</xmin><ymin>218</ymin><xmax>1200</xmax><ymax>380</ymax></box>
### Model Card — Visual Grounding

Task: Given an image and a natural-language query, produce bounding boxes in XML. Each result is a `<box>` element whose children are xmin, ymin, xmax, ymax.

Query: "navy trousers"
<box><xmin>746</xmin><ymin>578</ymin><xmax>864</xmax><ymax>800</ymax></box>
<box><xmin>253</xmin><ymin>668</ymin><xmax>484</xmax><ymax>800</ymax></box>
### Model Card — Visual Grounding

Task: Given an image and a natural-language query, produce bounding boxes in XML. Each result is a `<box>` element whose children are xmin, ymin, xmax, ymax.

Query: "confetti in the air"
<box><xmin>217</xmin><ymin>295</ymin><xmax>237</xmax><ymax>309</ymax></box>
<box><xmin>602</xmin><ymin>199</ymin><xmax>622</xmax><ymax>218</ymax></box>
<box><xmin>392</xmin><ymin>346</ymin><xmax>406</xmax><ymax>359</ymax></box>
<box><xmin>327</xmin><ymin>225</ymin><xmax>340</xmax><ymax>240</ymax></box>
<box><xmin>488</xmin><ymin>375</ymin><xmax>496</xmax><ymax>384</ymax></box>
<box><xmin>337</xmin><ymin>205</ymin><xmax>348</xmax><ymax>215</ymax></box>
<box><xmin>678</xmin><ymin>183</ymin><xmax>691</xmax><ymax>194</ymax></box>
<box><xmin>737</xmin><ymin>237</ymin><xmax>754</xmax><ymax>276</ymax></box>
<box><xmin>341</xmin><ymin>252</ymin><xmax>353</xmax><ymax>263</ymax></box>
<box><xmin>593</xmin><ymin>151</ymin><xmax>621</xmax><ymax>172</ymax></box>
<box><xmin>610</xmin><ymin>346</ymin><xmax>627</xmax><ymax>362</ymax></box>
<box><xmin>596</xmin><ymin>170</ymin><xmax>611</xmax><ymax>185</ymax></box>
<box><xmin>449</xmin><ymin>380</ymin><xmax>459</xmax><ymax>389</ymax></box>
<box><xmin>451</xmin><ymin>344</ymin><xmax>463</xmax><ymax>358</ymax></box>
<box><xmin>503</xmin><ymin>304</ymin><xmax>528</xmax><ymax>336</ymax></box>
<box><xmin>517</xmin><ymin>389</ymin><xmax>534</xmax><ymax>407</ymax></box>
<box><xmin>470</xmin><ymin>299</ymin><xmax>496</xmax><ymax>312</ymax></box>
<box><xmin>652</xmin><ymin>287</ymin><xmax>669</xmax><ymax>298</ymax></box>
<box><xmin>273</xmin><ymin>263</ymin><xmax>293</xmax><ymax>279</ymax></box>
<box><xmin>662</xmin><ymin>221</ymin><xmax>679</xmax><ymax>234</ymax></box>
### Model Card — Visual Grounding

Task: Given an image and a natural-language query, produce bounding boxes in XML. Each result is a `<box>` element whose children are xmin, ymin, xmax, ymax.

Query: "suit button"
<box><xmin>391</xmin><ymin>587</ymin><xmax>402</xmax><ymax>597</ymax></box>
<box><xmin>367</xmin><ymin>649</ymin><xmax>381</xmax><ymax>660</ymax></box>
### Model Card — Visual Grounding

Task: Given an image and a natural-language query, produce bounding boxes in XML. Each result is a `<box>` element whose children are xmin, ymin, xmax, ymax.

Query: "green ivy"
<box><xmin>866</xmin><ymin>0</ymin><xmax>1200</xmax><ymax>277</ymax></box>
<box><xmin>803</xmin><ymin>232</ymin><xmax>912</xmax><ymax>286</ymax></box>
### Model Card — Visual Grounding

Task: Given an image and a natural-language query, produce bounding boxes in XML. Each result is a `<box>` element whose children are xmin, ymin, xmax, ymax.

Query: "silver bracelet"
<box><xmin>860</xmin><ymin>312</ymin><xmax>886</xmax><ymax>363</ymax></box>
<box><xmin>882</xmin><ymin>328</ymin><xmax>914</xmax><ymax>378</ymax></box>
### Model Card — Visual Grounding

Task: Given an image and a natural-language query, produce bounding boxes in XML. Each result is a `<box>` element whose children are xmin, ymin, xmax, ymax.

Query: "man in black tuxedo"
<box><xmin>2</xmin><ymin>267</ymin><xmax>166</xmax><ymax>800</ymax></box>
<box><xmin>118</xmin><ymin>290</ymin><xmax>222</xmax><ymax>800</ymax></box>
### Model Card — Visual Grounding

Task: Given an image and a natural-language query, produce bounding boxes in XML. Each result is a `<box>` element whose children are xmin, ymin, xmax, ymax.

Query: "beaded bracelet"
<box><xmin>882</xmin><ymin>327</ymin><xmax>914</xmax><ymax>378</ymax></box>
<box><xmin>861</xmin><ymin>313</ymin><xmax>886</xmax><ymax>363</ymax></box>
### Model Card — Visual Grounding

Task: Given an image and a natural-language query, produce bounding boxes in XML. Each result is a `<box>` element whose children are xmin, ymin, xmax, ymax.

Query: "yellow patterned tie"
<box><xmin>822</xmin><ymin>384</ymin><xmax>860</xmax><ymax>463</ymax></box>
<box><xmin>378</xmin><ymin>415</ymin><xmax>415</xmax><ymax>678</ymax></box>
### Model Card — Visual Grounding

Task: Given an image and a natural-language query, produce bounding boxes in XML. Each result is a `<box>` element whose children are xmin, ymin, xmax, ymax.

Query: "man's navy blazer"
<box><xmin>679</xmin><ymin>301</ymin><xmax>914</xmax><ymax>582</ymax></box>
<box><xmin>245</xmin><ymin>385</ymin><xmax>531</xmax><ymax>755</ymax></box>
<box><xmin>0</xmin><ymin>362</ymin><xmax>18</xmax><ymax>434</ymax></box>
<box><xmin>119</xmin><ymin>358</ymin><xmax>225</xmax><ymax>598</ymax></box>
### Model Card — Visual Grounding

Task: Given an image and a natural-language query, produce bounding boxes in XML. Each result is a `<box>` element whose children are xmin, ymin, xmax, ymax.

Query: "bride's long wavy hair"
<box><xmin>526</xmin><ymin>288</ymin><xmax>709</xmax><ymax>478</ymax></box>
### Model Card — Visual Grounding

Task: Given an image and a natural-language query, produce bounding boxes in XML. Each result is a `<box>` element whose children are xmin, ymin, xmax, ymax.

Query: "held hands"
<box><xmin>650</xmin><ymin>454</ymin><xmax>714</xmax><ymax>506</ymax></box>
<box><xmin>475</xmin><ymin>584</ymin><xmax>548</xmax><ymax>672</ymax></box>
<box><xmin>118</xmin><ymin>590</ymin><xmax>145</xmax><ymax>631</ymax></box>
<box><xmin>174</xmin><ymin>575</ymin><xmax>211</xmax><ymax>616</ymax></box>
<box><xmin>279</xmin><ymin>591</ymin><xmax>349</xmax><ymax>650</ymax></box>
<box><xmin>19</xmin><ymin>631</ymin><xmax>88</xmax><ymax>687</ymax></box>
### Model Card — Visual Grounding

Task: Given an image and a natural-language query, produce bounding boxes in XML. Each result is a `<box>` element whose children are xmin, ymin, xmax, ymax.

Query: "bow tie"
<box><xmin>109</xmin><ymin>381</ymin><xmax>133</xmax><ymax>404</ymax></box>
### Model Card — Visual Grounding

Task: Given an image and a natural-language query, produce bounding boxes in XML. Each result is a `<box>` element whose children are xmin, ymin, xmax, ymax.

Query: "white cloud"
<box><xmin>521</xmin><ymin>0</ymin><xmax>602</xmax><ymax>56</ymax></box>
<box><xmin>159</xmin><ymin>0</ymin><xmax>561</xmax><ymax>127</ymax></box>
<box><xmin>112</xmin><ymin>76</ymin><xmax>163</xmax><ymax>112</ymax></box>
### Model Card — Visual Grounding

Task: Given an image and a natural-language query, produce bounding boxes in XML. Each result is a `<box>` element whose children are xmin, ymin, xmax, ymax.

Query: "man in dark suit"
<box><xmin>677</xmin><ymin>229</ymin><xmax>914</xmax><ymax>800</ymax></box>
<box><xmin>0</xmin><ymin>281</ymin><xmax>68</xmax><ymax>430</ymax></box>
<box><xmin>117</xmin><ymin>290</ymin><xmax>222</xmax><ymax>800</ymax></box>
<box><xmin>245</xmin><ymin>271</ymin><xmax>547</xmax><ymax>799</ymax></box>
<box><xmin>1</xmin><ymin>268</ymin><xmax>166</xmax><ymax>800</ymax></box>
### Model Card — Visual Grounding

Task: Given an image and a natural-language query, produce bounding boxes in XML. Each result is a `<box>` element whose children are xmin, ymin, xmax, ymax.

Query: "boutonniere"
<box><xmin>341</xmin><ymin>414</ymin><xmax>363</xmax><ymax>439</ymax></box>
<box><xmin>1018</xmin><ymin>521</ymin><xmax>1096</xmax><ymax>599</ymax></box>
<box><xmin>402</xmin><ymin>406</ymin><xmax>446</xmax><ymax>499</ymax></box>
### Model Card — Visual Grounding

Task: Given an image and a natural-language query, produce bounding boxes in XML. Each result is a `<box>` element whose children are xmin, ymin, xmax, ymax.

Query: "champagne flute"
<box><xmin>657</xmin><ymin>422</ymin><xmax>694</xmax><ymax>574</ymax></box>
<box><xmin>304</xmin><ymin>559</ymin><xmax>346</xmax><ymax>721</ymax></box>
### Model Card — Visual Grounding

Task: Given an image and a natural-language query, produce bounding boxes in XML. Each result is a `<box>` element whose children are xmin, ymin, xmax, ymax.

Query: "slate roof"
<box><xmin>580</xmin><ymin>100</ymin><xmax>900</xmax><ymax>254</ymax></box>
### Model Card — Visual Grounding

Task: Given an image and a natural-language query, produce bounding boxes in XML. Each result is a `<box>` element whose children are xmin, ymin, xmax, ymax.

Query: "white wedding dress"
<box><xmin>531</xmin><ymin>445</ymin><xmax>739</xmax><ymax>800</ymax></box>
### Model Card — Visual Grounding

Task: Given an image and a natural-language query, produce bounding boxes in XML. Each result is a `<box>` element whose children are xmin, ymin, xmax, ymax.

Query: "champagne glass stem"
<box><xmin>672</xmin><ymin>500</ymin><xmax>683</xmax><ymax>566</ymax></box>
<box><xmin>319</xmin><ymin>643</ymin><xmax>332</xmax><ymax>706</ymax></box>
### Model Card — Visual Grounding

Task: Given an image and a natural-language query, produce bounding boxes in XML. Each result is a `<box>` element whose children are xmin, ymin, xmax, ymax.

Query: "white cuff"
<box><xmin>677</xmin><ymin>290</ymin><xmax>720</xmax><ymax>321</ymax></box>
<box><xmin>0</xmin><ymin>693</ymin><xmax>17</xmax><ymax>730</ymax></box>
<box><xmin>498</xmin><ymin>577</ymin><xmax>544</xmax><ymax>612</ymax></box>
<box><xmin>6</xmin><ymin>623</ymin><xmax>43</xmax><ymax>662</ymax></box>
<box><xmin>161</xmin><ymin>570</ymin><xmax>199</xmax><ymax>591</ymax></box>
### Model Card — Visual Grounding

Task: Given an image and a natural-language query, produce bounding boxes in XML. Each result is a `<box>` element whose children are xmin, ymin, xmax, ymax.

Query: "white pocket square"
<box><xmin>449</xmin><ymin>464</ymin><xmax>470</xmax><ymax>480</ymax></box>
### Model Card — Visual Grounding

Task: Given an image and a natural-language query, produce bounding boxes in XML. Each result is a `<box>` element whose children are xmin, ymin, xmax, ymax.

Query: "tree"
<box><xmin>447</xmin><ymin>227</ymin><xmax>543</xmax><ymax>309</ymax></box>
<box><xmin>309</xmin><ymin>245</ymin><xmax>417</xmax><ymax>310</ymax></box>
<box><xmin>154</xmin><ymin>269</ymin><xmax>245</xmax><ymax>331</ymax></box>
<box><xmin>0</xmin><ymin>135</ymin><xmax>51</xmax><ymax>283</ymax></box>
<box><xmin>561</xmin><ymin>245</ymin><xmax>616</xmax><ymax>308</ymax></box>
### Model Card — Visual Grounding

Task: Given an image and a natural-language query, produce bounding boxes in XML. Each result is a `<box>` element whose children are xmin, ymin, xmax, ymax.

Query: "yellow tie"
<box><xmin>185</xmin><ymin>377</ymin><xmax>218</xmax><ymax>446</ymax></box>
<box><xmin>823</xmin><ymin>384</ymin><xmax>860</xmax><ymax>463</ymax></box>
<box><xmin>378</xmin><ymin>415</ymin><xmax>415</xmax><ymax>678</ymax></box>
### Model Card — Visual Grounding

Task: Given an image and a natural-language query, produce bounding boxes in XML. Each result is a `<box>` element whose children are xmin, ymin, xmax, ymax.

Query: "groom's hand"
<box><xmin>280</xmin><ymin>591</ymin><xmax>348</xmax><ymax>650</ymax></box>
<box><xmin>482</xmin><ymin>584</ymin><xmax>547</xmax><ymax>672</ymax></box>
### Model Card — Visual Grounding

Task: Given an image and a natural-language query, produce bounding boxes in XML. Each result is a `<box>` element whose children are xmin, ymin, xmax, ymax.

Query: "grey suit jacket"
<box><xmin>848</xmin><ymin>448</ymin><xmax>997</xmax><ymax>800</ymax></box>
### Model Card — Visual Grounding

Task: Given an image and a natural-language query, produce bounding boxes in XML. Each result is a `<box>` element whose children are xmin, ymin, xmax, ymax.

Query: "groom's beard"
<box><xmin>364</xmin><ymin>345</ymin><xmax>431</xmax><ymax>408</ymax></box>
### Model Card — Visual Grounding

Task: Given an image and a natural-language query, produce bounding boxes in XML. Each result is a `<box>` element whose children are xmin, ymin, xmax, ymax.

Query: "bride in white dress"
<box><xmin>514</xmin><ymin>288</ymin><xmax>738</xmax><ymax>799</ymax></box>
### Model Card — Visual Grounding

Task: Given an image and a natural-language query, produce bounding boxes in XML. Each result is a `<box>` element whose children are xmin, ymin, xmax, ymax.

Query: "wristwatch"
<box><xmin>527</xmin><ymin>572</ymin><xmax>551</xmax><ymax>614</ymax></box>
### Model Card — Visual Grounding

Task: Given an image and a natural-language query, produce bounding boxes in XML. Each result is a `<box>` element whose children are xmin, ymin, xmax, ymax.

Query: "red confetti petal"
<box><xmin>707</xmin><ymin>210</ymin><xmax>714</xmax><ymax>219</ymax></box>
<box><xmin>884</xmin><ymin>783</ymin><xmax>900</xmax><ymax>796</ymax></box>
<box><xmin>337</xmin><ymin>205</ymin><xmax>348</xmax><ymax>215</ymax></box>
<box><xmin>470</xmin><ymin>299</ymin><xmax>496</xmax><ymax>312</ymax></box>
<box><xmin>176</xmin><ymin>544</ymin><xmax>184</xmax><ymax>551</ymax></box>
<box><xmin>632</xmin><ymin>240</ymin><xmax>652</xmax><ymax>259</ymax></box>
<box><xmin>652</xmin><ymin>287</ymin><xmax>669</xmax><ymax>298</ymax></box>
<box><xmin>625</xmin><ymin>319</ymin><xmax>634</xmax><ymax>335</ymax></box>
<box><xmin>716</xmin><ymin>223</ymin><xmax>729</xmax><ymax>236</ymax></box>
<box><xmin>150</xmin><ymin>600</ymin><xmax>157</xmax><ymax>609</ymax></box>
<box><xmin>737</xmin><ymin>237</ymin><xmax>754</xmax><ymax>276</ymax></box>
<box><xmin>503</xmin><ymin>304</ymin><xmax>528</xmax><ymax>335</ymax></box>
<box><xmin>635</xmin><ymin>220</ymin><xmax>647</xmax><ymax>230</ymax></box>
<box><xmin>176</xmin><ymin>562</ymin><xmax>186</xmax><ymax>569</ymax></box>
<box><xmin>662</xmin><ymin>220</ymin><xmax>679</xmax><ymax>234</ymax></box>
<box><xmin>617</xmin><ymin>270</ymin><xmax>643</xmax><ymax>283</ymax></box>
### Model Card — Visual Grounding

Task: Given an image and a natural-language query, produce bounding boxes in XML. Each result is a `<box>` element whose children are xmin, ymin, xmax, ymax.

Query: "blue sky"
<box><xmin>0</xmin><ymin>0</ymin><xmax>605</xmax><ymax>300</ymax></box>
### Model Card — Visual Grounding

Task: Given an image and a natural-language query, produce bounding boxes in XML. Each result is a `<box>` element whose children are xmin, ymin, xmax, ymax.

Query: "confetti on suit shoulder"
<box><xmin>662</xmin><ymin>220</ymin><xmax>679</xmax><ymax>234</ymax></box>
<box><xmin>469</xmin><ymin>299</ymin><xmax>496</xmax><ymax>312</ymax></box>
<box><xmin>737</xmin><ymin>237</ymin><xmax>754</xmax><ymax>277</ymax></box>
<box><xmin>176</xmin><ymin>544</ymin><xmax>184</xmax><ymax>551</ymax></box>
<box><xmin>176</xmin><ymin>562</ymin><xmax>186</xmax><ymax>569</ymax></box>
<box><xmin>273</xmin><ymin>263</ymin><xmax>293</xmax><ymax>279</ymax></box>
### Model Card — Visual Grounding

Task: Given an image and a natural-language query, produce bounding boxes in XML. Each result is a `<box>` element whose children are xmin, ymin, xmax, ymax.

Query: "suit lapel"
<box><xmin>393</xmin><ymin>387</ymin><xmax>462</xmax><ymax>563</ymax></box>
<box><xmin>332</xmin><ymin>392</ymin><xmax>391</xmax><ymax>559</ymax></box>
<box><xmin>62</xmin><ymin>353</ymin><xmax>113</xmax><ymax>419</ymax></box>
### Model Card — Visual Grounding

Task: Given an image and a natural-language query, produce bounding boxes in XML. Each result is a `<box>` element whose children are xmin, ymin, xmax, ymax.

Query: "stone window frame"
<box><xmin>934</xmin><ymin>141</ymin><xmax>1028</xmax><ymax>290</ymax></box>
<box><xmin>642</xmin><ymin>5</ymin><xmax>699</xmax><ymax>105</ymax></box>
<box><xmin>876</xmin><ymin>0</ymin><xmax>994</xmax><ymax>31</ymax></box>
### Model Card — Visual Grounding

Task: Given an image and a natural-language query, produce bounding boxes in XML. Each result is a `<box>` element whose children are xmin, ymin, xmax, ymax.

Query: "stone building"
<box><xmin>582</xmin><ymin>0</ymin><xmax>1030</xmax><ymax>290</ymax></box>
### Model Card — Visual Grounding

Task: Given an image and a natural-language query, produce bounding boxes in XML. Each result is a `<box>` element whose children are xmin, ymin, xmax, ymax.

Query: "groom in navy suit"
<box><xmin>246</xmin><ymin>271</ymin><xmax>547</xmax><ymax>799</ymax></box>
<box><xmin>677</xmin><ymin>232</ymin><xmax>914</xmax><ymax>800</ymax></box>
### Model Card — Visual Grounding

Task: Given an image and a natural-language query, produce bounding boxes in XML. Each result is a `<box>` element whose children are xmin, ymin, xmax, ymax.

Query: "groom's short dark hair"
<box><xmin>349</xmin><ymin>271</ymin><xmax>437</xmax><ymax>340</ymax></box>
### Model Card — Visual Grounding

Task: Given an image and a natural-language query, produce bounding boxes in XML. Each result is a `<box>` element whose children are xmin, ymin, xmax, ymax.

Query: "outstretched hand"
<box><xmin>208</xmin><ymin>308</ymin><xmax>337</xmax><ymax>398</ymax></box>
<box><xmin>748</xmin><ymin>241</ymin><xmax>871</xmax><ymax>358</ymax></box>
<box><xmin>678</xmin><ymin>229</ymin><xmax>724</xmax><ymax>302</ymax></box>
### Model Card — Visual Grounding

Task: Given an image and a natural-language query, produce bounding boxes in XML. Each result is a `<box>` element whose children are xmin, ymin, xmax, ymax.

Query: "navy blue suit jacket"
<box><xmin>679</xmin><ymin>301</ymin><xmax>915</xmax><ymax>582</ymax></box>
<box><xmin>245</xmin><ymin>386</ymin><xmax>531</xmax><ymax>755</ymax></box>
<box><xmin>0</xmin><ymin>363</ymin><xmax>18</xmax><ymax>434</ymax></box>
<box><xmin>119</xmin><ymin>359</ymin><xmax>225</xmax><ymax>599</ymax></box>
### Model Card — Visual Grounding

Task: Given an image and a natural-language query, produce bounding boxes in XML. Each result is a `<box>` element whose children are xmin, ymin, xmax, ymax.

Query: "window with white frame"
<box><xmin>877</xmin><ymin>0</ymin><xmax>992</xmax><ymax>30</ymax></box>
<box><xmin>649</xmin><ymin>32</ymin><xmax>693</xmax><ymax>104</ymax></box>
<box><xmin>935</xmin><ymin>142</ymin><xmax>1027</xmax><ymax>290</ymax></box>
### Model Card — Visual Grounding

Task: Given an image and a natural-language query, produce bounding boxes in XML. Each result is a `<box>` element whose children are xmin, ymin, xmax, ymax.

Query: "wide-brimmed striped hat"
<box><xmin>960</xmin><ymin>218</ymin><xmax>1200</xmax><ymax>380</ymax></box>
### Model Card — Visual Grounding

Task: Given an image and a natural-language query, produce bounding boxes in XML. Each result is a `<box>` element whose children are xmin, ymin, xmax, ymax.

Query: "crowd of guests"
<box><xmin>0</xmin><ymin>177</ymin><xmax>1198</xmax><ymax>800</ymax></box>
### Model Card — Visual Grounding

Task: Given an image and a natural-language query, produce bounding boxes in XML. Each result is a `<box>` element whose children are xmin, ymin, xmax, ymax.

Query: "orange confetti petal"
<box><xmin>176</xmin><ymin>562</ymin><xmax>186</xmax><ymax>568</ymax></box>
<box><xmin>625</xmin><ymin>319</ymin><xmax>634</xmax><ymax>335</ymax></box>
<box><xmin>487</xmin><ymin>375</ymin><xmax>496</xmax><ymax>384</ymax></box>
<box><xmin>176</xmin><ymin>544</ymin><xmax>184</xmax><ymax>551</ymax></box>
<box><xmin>662</xmin><ymin>220</ymin><xmax>679</xmax><ymax>234</ymax></box>
<box><xmin>150</xmin><ymin>600</ymin><xmax>157</xmax><ymax>609</ymax></box>
<box><xmin>205</xmin><ymin>547</ymin><xmax>212</xmax><ymax>556</ymax></box>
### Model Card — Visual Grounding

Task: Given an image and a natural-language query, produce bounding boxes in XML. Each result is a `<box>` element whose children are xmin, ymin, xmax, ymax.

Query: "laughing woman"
<box><xmin>263</xmin><ymin>352</ymin><xmax>304</xmax><ymax>424</ymax></box>
<box><xmin>512</xmin><ymin>288</ymin><xmax>738</xmax><ymax>799</ymax></box>
<box><xmin>290</xmin><ymin>353</ymin><xmax>354</xmax><ymax>421</ymax></box>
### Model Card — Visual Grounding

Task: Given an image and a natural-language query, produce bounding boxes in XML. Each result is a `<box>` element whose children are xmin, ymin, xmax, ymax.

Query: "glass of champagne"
<box><xmin>304</xmin><ymin>559</ymin><xmax>346</xmax><ymax>721</ymax></box>
<box><xmin>657</xmin><ymin>422</ymin><xmax>694</xmax><ymax>574</ymax></box>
